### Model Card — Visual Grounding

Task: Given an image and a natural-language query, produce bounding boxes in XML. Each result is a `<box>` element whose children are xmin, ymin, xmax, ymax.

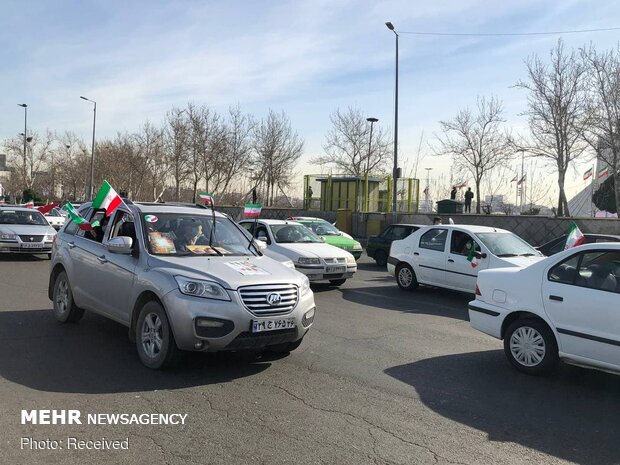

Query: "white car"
<box><xmin>469</xmin><ymin>243</ymin><xmax>620</xmax><ymax>376</ymax></box>
<box><xmin>44</xmin><ymin>207</ymin><xmax>66</xmax><ymax>230</ymax></box>
<box><xmin>387</xmin><ymin>225</ymin><xmax>544</xmax><ymax>293</ymax></box>
<box><xmin>239</xmin><ymin>219</ymin><xmax>357</xmax><ymax>286</ymax></box>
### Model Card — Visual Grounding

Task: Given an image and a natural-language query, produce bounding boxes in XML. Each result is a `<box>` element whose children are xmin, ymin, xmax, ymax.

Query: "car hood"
<box><xmin>275</xmin><ymin>242</ymin><xmax>353</xmax><ymax>258</ymax></box>
<box><xmin>495</xmin><ymin>255</ymin><xmax>545</xmax><ymax>268</ymax></box>
<box><xmin>0</xmin><ymin>224</ymin><xmax>56</xmax><ymax>235</ymax></box>
<box><xmin>321</xmin><ymin>235</ymin><xmax>360</xmax><ymax>248</ymax></box>
<box><xmin>148</xmin><ymin>254</ymin><xmax>304</xmax><ymax>290</ymax></box>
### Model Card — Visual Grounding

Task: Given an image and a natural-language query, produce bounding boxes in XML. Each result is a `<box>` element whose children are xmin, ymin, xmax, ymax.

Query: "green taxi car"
<box><xmin>289</xmin><ymin>217</ymin><xmax>362</xmax><ymax>260</ymax></box>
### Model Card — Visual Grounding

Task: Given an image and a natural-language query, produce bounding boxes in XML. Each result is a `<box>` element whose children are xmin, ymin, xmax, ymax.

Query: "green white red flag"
<box><xmin>243</xmin><ymin>204</ymin><xmax>262</xmax><ymax>218</ymax></box>
<box><xmin>23</xmin><ymin>200</ymin><xmax>34</xmax><ymax>208</ymax></box>
<box><xmin>37</xmin><ymin>202</ymin><xmax>59</xmax><ymax>215</ymax></box>
<box><xmin>564</xmin><ymin>223</ymin><xmax>585</xmax><ymax>250</ymax></box>
<box><xmin>92</xmin><ymin>180</ymin><xmax>123</xmax><ymax>216</ymax></box>
<box><xmin>65</xmin><ymin>203</ymin><xmax>94</xmax><ymax>231</ymax></box>
<box><xmin>466</xmin><ymin>244</ymin><xmax>479</xmax><ymax>268</ymax></box>
<box><xmin>583</xmin><ymin>167</ymin><xmax>593</xmax><ymax>181</ymax></box>
<box><xmin>598</xmin><ymin>166</ymin><xmax>609</xmax><ymax>178</ymax></box>
<box><xmin>198</xmin><ymin>192</ymin><xmax>214</xmax><ymax>205</ymax></box>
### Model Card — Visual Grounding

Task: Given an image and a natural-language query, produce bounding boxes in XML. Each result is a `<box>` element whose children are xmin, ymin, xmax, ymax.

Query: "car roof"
<box><xmin>243</xmin><ymin>219</ymin><xmax>302</xmax><ymax>225</ymax></box>
<box><xmin>0</xmin><ymin>206</ymin><xmax>42</xmax><ymax>213</ymax></box>
<box><xmin>288</xmin><ymin>216</ymin><xmax>328</xmax><ymax>222</ymax></box>
<box><xmin>128</xmin><ymin>202</ymin><xmax>227</xmax><ymax>218</ymax></box>
<box><xmin>564</xmin><ymin>242</ymin><xmax>620</xmax><ymax>251</ymax></box>
<box><xmin>391</xmin><ymin>223</ymin><xmax>423</xmax><ymax>227</ymax></box>
<box><xmin>419</xmin><ymin>224</ymin><xmax>511</xmax><ymax>234</ymax></box>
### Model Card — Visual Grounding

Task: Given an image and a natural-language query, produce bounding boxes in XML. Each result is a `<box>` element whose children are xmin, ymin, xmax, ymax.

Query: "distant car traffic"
<box><xmin>366</xmin><ymin>224</ymin><xmax>421</xmax><ymax>266</ymax></box>
<box><xmin>288</xmin><ymin>216</ymin><xmax>363</xmax><ymax>259</ymax></box>
<box><xmin>469</xmin><ymin>243</ymin><xmax>620</xmax><ymax>375</ymax></box>
<box><xmin>0</xmin><ymin>206</ymin><xmax>56</xmax><ymax>258</ymax></box>
<box><xmin>50</xmin><ymin>202</ymin><xmax>315</xmax><ymax>369</ymax></box>
<box><xmin>240</xmin><ymin>219</ymin><xmax>357</xmax><ymax>286</ymax></box>
<box><xmin>536</xmin><ymin>233</ymin><xmax>620</xmax><ymax>256</ymax></box>
<box><xmin>388</xmin><ymin>225</ymin><xmax>544</xmax><ymax>293</ymax></box>
<box><xmin>44</xmin><ymin>207</ymin><xmax>67</xmax><ymax>230</ymax></box>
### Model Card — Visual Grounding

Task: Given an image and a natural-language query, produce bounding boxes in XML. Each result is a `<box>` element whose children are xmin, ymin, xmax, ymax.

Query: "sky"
<box><xmin>1</xmin><ymin>0</ymin><xmax>619</xmax><ymax>205</ymax></box>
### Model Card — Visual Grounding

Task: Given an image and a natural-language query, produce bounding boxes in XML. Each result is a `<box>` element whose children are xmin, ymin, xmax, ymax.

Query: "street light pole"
<box><xmin>385</xmin><ymin>22</ymin><xmax>399</xmax><ymax>219</ymax></box>
<box><xmin>80</xmin><ymin>96</ymin><xmax>97</xmax><ymax>200</ymax></box>
<box><xmin>425</xmin><ymin>167</ymin><xmax>433</xmax><ymax>212</ymax></box>
<box><xmin>18</xmin><ymin>104</ymin><xmax>27</xmax><ymax>172</ymax></box>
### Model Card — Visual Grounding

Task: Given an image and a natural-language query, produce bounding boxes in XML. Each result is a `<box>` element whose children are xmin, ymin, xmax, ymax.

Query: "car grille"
<box><xmin>18</xmin><ymin>235</ymin><xmax>44</xmax><ymax>243</ymax></box>
<box><xmin>238</xmin><ymin>284</ymin><xmax>298</xmax><ymax>316</ymax></box>
<box><xmin>324</xmin><ymin>257</ymin><xmax>346</xmax><ymax>264</ymax></box>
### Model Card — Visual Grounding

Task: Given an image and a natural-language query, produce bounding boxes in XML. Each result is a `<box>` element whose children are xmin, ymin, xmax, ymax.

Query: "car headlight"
<box><xmin>300</xmin><ymin>275</ymin><xmax>310</xmax><ymax>294</ymax></box>
<box><xmin>174</xmin><ymin>276</ymin><xmax>231</xmax><ymax>301</ymax></box>
<box><xmin>44</xmin><ymin>234</ymin><xmax>55</xmax><ymax>242</ymax></box>
<box><xmin>346</xmin><ymin>255</ymin><xmax>356</xmax><ymax>265</ymax></box>
<box><xmin>352</xmin><ymin>243</ymin><xmax>362</xmax><ymax>250</ymax></box>
<box><xmin>298</xmin><ymin>257</ymin><xmax>320</xmax><ymax>265</ymax></box>
<box><xmin>0</xmin><ymin>233</ymin><xmax>16</xmax><ymax>240</ymax></box>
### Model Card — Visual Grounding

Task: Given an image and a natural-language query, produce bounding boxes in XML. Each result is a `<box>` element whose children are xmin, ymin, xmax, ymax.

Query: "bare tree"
<box><xmin>4</xmin><ymin>130</ymin><xmax>55</xmax><ymax>192</ymax></box>
<box><xmin>164</xmin><ymin>108</ymin><xmax>191</xmax><ymax>201</ymax></box>
<box><xmin>218</xmin><ymin>105</ymin><xmax>254</xmax><ymax>196</ymax></box>
<box><xmin>581</xmin><ymin>44</ymin><xmax>620</xmax><ymax>213</ymax></box>
<box><xmin>436</xmin><ymin>96</ymin><xmax>511</xmax><ymax>213</ymax></box>
<box><xmin>56</xmin><ymin>132</ymin><xmax>90</xmax><ymax>201</ymax></box>
<box><xmin>515</xmin><ymin>39</ymin><xmax>590</xmax><ymax>217</ymax></box>
<box><xmin>135</xmin><ymin>121</ymin><xmax>167</xmax><ymax>201</ymax></box>
<box><xmin>481</xmin><ymin>166</ymin><xmax>511</xmax><ymax>214</ymax></box>
<box><xmin>313</xmin><ymin>106</ymin><xmax>391</xmax><ymax>177</ymax></box>
<box><xmin>253</xmin><ymin>110</ymin><xmax>303</xmax><ymax>206</ymax></box>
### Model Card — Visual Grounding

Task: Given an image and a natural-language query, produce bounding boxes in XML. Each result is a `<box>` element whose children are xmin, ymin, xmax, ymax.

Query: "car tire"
<box><xmin>47</xmin><ymin>253</ymin><xmax>52</xmax><ymax>260</ymax></box>
<box><xmin>504</xmin><ymin>318</ymin><xmax>559</xmax><ymax>376</ymax></box>
<box><xmin>396</xmin><ymin>263</ymin><xmax>418</xmax><ymax>291</ymax></box>
<box><xmin>135</xmin><ymin>301</ymin><xmax>181</xmax><ymax>370</ymax></box>
<box><xmin>266</xmin><ymin>337</ymin><xmax>304</xmax><ymax>354</ymax></box>
<box><xmin>375</xmin><ymin>250</ymin><xmax>388</xmax><ymax>267</ymax></box>
<box><xmin>329</xmin><ymin>278</ymin><xmax>347</xmax><ymax>286</ymax></box>
<box><xmin>52</xmin><ymin>271</ymin><xmax>84</xmax><ymax>323</ymax></box>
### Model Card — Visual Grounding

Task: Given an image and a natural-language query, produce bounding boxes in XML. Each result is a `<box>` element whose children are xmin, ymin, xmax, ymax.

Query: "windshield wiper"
<box><xmin>520</xmin><ymin>253</ymin><xmax>537</xmax><ymax>256</ymax></box>
<box><xmin>497</xmin><ymin>253</ymin><xmax>518</xmax><ymax>257</ymax></box>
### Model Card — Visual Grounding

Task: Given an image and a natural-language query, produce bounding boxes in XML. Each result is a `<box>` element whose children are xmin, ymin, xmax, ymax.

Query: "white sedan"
<box><xmin>43</xmin><ymin>207</ymin><xmax>66</xmax><ymax>230</ymax></box>
<box><xmin>469</xmin><ymin>243</ymin><xmax>620</xmax><ymax>375</ymax></box>
<box><xmin>239</xmin><ymin>219</ymin><xmax>357</xmax><ymax>286</ymax></box>
<box><xmin>388</xmin><ymin>225</ymin><xmax>544</xmax><ymax>293</ymax></box>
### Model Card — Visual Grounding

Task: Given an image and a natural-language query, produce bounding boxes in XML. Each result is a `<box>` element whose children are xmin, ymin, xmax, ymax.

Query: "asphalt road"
<box><xmin>0</xmin><ymin>253</ymin><xmax>619</xmax><ymax>465</ymax></box>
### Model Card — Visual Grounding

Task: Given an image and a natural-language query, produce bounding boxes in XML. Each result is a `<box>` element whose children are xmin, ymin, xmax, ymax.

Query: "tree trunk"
<box><xmin>475</xmin><ymin>180</ymin><xmax>481</xmax><ymax>214</ymax></box>
<box><xmin>557</xmin><ymin>170</ymin><xmax>566</xmax><ymax>217</ymax></box>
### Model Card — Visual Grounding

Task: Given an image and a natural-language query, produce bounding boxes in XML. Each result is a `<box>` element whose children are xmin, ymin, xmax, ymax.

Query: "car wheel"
<box><xmin>375</xmin><ymin>250</ymin><xmax>388</xmax><ymax>267</ymax></box>
<box><xmin>396</xmin><ymin>263</ymin><xmax>418</xmax><ymax>291</ymax></box>
<box><xmin>504</xmin><ymin>318</ymin><xmax>559</xmax><ymax>375</ymax></box>
<box><xmin>266</xmin><ymin>337</ymin><xmax>304</xmax><ymax>354</ymax></box>
<box><xmin>135</xmin><ymin>301</ymin><xmax>181</xmax><ymax>370</ymax></box>
<box><xmin>52</xmin><ymin>271</ymin><xmax>84</xmax><ymax>323</ymax></box>
<box><xmin>329</xmin><ymin>278</ymin><xmax>347</xmax><ymax>286</ymax></box>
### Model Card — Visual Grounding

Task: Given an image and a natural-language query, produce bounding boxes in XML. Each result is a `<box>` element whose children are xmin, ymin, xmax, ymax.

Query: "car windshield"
<box><xmin>0</xmin><ymin>210</ymin><xmax>48</xmax><ymax>225</ymax></box>
<box><xmin>476</xmin><ymin>232</ymin><xmax>539</xmax><ymax>257</ymax></box>
<box><xmin>270</xmin><ymin>224</ymin><xmax>323</xmax><ymax>243</ymax></box>
<box><xmin>303</xmin><ymin>221</ymin><xmax>341</xmax><ymax>236</ymax></box>
<box><xmin>142</xmin><ymin>212</ymin><xmax>256</xmax><ymax>257</ymax></box>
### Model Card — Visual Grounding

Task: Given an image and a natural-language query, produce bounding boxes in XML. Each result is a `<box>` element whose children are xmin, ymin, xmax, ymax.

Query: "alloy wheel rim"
<box><xmin>55</xmin><ymin>280</ymin><xmax>68</xmax><ymax>315</ymax></box>
<box><xmin>141</xmin><ymin>313</ymin><xmax>163</xmax><ymax>359</ymax></box>
<box><xmin>399</xmin><ymin>268</ymin><xmax>413</xmax><ymax>287</ymax></box>
<box><xmin>510</xmin><ymin>326</ymin><xmax>546</xmax><ymax>367</ymax></box>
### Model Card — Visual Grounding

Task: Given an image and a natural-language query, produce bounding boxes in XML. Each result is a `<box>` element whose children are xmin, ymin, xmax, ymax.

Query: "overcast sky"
<box><xmin>2</xmin><ymin>0</ymin><xmax>619</xmax><ymax>202</ymax></box>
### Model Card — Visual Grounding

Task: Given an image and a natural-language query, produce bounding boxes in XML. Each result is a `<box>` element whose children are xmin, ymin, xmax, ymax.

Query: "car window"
<box><xmin>576</xmin><ymin>251</ymin><xmax>620</xmax><ymax>293</ymax></box>
<box><xmin>269</xmin><ymin>224</ymin><xmax>322</xmax><ymax>243</ymax></box>
<box><xmin>379</xmin><ymin>226</ymin><xmax>392</xmax><ymax>239</ymax></box>
<box><xmin>450</xmin><ymin>230</ymin><xmax>480</xmax><ymax>256</ymax></box>
<box><xmin>77</xmin><ymin>210</ymin><xmax>108</xmax><ymax>243</ymax></box>
<box><xmin>419</xmin><ymin>229</ymin><xmax>448</xmax><ymax>252</ymax></box>
<box><xmin>391</xmin><ymin>226</ymin><xmax>411</xmax><ymax>240</ymax></box>
<box><xmin>548</xmin><ymin>254</ymin><xmax>580</xmax><ymax>284</ymax></box>
<box><xmin>548</xmin><ymin>239</ymin><xmax>565</xmax><ymax>255</ymax></box>
<box><xmin>476</xmin><ymin>232</ymin><xmax>539</xmax><ymax>257</ymax></box>
<box><xmin>64</xmin><ymin>219</ymin><xmax>79</xmax><ymax>235</ymax></box>
<box><xmin>109</xmin><ymin>211</ymin><xmax>136</xmax><ymax>246</ymax></box>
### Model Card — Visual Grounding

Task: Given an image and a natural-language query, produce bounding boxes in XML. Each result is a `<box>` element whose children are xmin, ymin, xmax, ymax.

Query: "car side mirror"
<box><xmin>473</xmin><ymin>251</ymin><xmax>487</xmax><ymax>259</ymax></box>
<box><xmin>254</xmin><ymin>240</ymin><xmax>267</xmax><ymax>251</ymax></box>
<box><xmin>107</xmin><ymin>236</ymin><xmax>133</xmax><ymax>254</ymax></box>
<box><xmin>257</xmin><ymin>236</ymin><xmax>267</xmax><ymax>243</ymax></box>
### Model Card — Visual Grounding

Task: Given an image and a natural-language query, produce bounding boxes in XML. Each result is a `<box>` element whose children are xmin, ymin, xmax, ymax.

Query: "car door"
<box><xmin>371</xmin><ymin>226</ymin><xmax>392</xmax><ymax>256</ymax></box>
<box><xmin>542</xmin><ymin>250</ymin><xmax>620</xmax><ymax>369</ymax></box>
<box><xmin>414</xmin><ymin>228</ymin><xmax>448</xmax><ymax>285</ymax></box>
<box><xmin>445</xmin><ymin>230</ymin><xmax>488</xmax><ymax>292</ymax></box>
<box><xmin>94</xmin><ymin>210</ymin><xmax>139</xmax><ymax>324</ymax></box>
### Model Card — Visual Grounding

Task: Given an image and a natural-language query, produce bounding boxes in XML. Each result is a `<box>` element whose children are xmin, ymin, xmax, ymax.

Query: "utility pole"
<box><xmin>425</xmin><ymin>167</ymin><xmax>432</xmax><ymax>212</ymax></box>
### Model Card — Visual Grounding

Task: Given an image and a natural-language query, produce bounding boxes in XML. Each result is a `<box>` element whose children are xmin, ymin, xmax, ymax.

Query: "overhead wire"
<box><xmin>397</xmin><ymin>27</ymin><xmax>620</xmax><ymax>37</ymax></box>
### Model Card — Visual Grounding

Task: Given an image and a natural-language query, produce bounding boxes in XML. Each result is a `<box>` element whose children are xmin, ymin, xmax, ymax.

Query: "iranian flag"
<box><xmin>65</xmin><ymin>203</ymin><xmax>94</xmax><ymax>231</ymax></box>
<box><xmin>583</xmin><ymin>167</ymin><xmax>593</xmax><ymax>181</ymax></box>
<box><xmin>564</xmin><ymin>223</ymin><xmax>585</xmax><ymax>250</ymax></box>
<box><xmin>198</xmin><ymin>192</ymin><xmax>214</xmax><ymax>205</ymax></box>
<box><xmin>243</xmin><ymin>203</ymin><xmax>262</xmax><ymax>218</ymax></box>
<box><xmin>598</xmin><ymin>165</ymin><xmax>609</xmax><ymax>178</ymax></box>
<box><xmin>466</xmin><ymin>245</ymin><xmax>478</xmax><ymax>268</ymax></box>
<box><xmin>92</xmin><ymin>180</ymin><xmax>122</xmax><ymax>216</ymax></box>
<box><xmin>23</xmin><ymin>200</ymin><xmax>34</xmax><ymax>208</ymax></box>
<box><xmin>37</xmin><ymin>202</ymin><xmax>59</xmax><ymax>215</ymax></box>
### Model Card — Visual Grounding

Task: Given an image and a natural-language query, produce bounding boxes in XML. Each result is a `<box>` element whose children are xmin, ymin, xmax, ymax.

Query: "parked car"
<box><xmin>288</xmin><ymin>216</ymin><xmax>362</xmax><ymax>259</ymax></box>
<box><xmin>0</xmin><ymin>206</ymin><xmax>56</xmax><ymax>258</ymax></box>
<box><xmin>388</xmin><ymin>225</ymin><xmax>544</xmax><ymax>293</ymax></box>
<box><xmin>367</xmin><ymin>224</ymin><xmax>421</xmax><ymax>266</ymax></box>
<box><xmin>536</xmin><ymin>233</ymin><xmax>620</xmax><ymax>256</ymax></box>
<box><xmin>239</xmin><ymin>219</ymin><xmax>357</xmax><ymax>286</ymax></box>
<box><xmin>44</xmin><ymin>207</ymin><xmax>67</xmax><ymax>230</ymax></box>
<box><xmin>469</xmin><ymin>243</ymin><xmax>620</xmax><ymax>375</ymax></box>
<box><xmin>49</xmin><ymin>202</ymin><xmax>316</xmax><ymax>369</ymax></box>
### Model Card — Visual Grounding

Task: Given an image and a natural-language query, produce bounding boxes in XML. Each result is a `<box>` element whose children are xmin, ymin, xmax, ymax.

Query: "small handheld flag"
<box><xmin>198</xmin><ymin>192</ymin><xmax>214</xmax><ymax>205</ymax></box>
<box><xmin>65</xmin><ymin>203</ymin><xmax>95</xmax><ymax>231</ymax></box>
<box><xmin>564</xmin><ymin>223</ymin><xmax>585</xmax><ymax>250</ymax></box>
<box><xmin>598</xmin><ymin>166</ymin><xmax>609</xmax><ymax>178</ymax></box>
<box><xmin>466</xmin><ymin>243</ymin><xmax>479</xmax><ymax>268</ymax></box>
<box><xmin>92</xmin><ymin>180</ymin><xmax>123</xmax><ymax>217</ymax></box>
<box><xmin>583</xmin><ymin>167</ymin><xmax>593</xmax><ymax>181</ymax></box>
<box><xmin>243</xmin><ymin>204</ymin><xmax>262</xmax><ymax>218</ymax></box>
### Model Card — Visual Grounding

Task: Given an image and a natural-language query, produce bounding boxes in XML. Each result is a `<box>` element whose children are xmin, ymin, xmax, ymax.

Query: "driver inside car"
<box><xmin>174</xmin><ymin>220</ymin><xmax>208</xmax><ymax>252</ymax></box>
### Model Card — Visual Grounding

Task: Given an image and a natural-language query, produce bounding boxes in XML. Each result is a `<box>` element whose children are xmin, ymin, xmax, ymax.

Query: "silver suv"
<box><xmin>48</xmin><ymin>201</ymin><xmax>315</xmax><ymax>369</ymax></box>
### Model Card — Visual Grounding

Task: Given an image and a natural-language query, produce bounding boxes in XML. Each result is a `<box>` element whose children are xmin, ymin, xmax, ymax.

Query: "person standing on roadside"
<box><xmin>464</xmin><ymin>187</ymin><xmax>474</xmax><ymax>213</ymax></box>
<box><xmin>450</xmin><ymin>187</ymin><xmax>457</xmax><ymax>200</ymax></box>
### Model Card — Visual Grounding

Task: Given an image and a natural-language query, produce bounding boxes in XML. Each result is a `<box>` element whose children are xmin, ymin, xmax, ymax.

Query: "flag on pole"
<box><xmin>37</xmin><ymin>202</ymin><xmax>59</xmax><ymax>215</ymax></box>
<box><xmin>517</xmin><ymin>175</ymin><xmax>527</xmax><ymax>185</ymax></box>
<box><xmin>65</xmin><ymin>203</ymin><xmax>95</xmax><ymax>231</ymax></box>
<box><xmin>454</xmin><ymin>181</ymin><xmax>466</xmax><ymax>189</ymax></box>
<box><xmin>510</xmin><ymin>175</ymin><xmax>518</xmax><ymax>182</ymax></box>
<box><xmin>23</xmin><ymin>200</ymin><xmax>34</xmax><ymax>208</ymax></box>
<box><xmin>466</xmin><ymin>244</ymin><xmax>478</xmax><ymax>268</ymax></box>
<box><xmin>243</xmin><ymin>204</ymin><xmax>262</xmax><ymax>218</ymax></box>
<box><xmin>598</xmin><ymin>165</ymin><xmax>609</xmax><ymax>178</ymax></box>
<box><xmin>198</xmin><ymin>192</ymin><xmax>214</xmax><ymax>205</ymax></box>
<box><xmin>583</xmin><ymin>167</ymin><xmax>593</xmax><ymax>181</ymax></box>
<box><xmin>92</xmin><ymin>180</ymin><xmax>123</xmax><ymax>216</ymax></box>
<box><xmin>564</xmin><ymin>223</ymin><xmax>585</xmax><ymax>250</ymax></box>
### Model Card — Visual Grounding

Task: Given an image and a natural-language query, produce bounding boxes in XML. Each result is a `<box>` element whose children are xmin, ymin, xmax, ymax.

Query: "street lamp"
<box><xmin>385</xmin><ymin>22</ymin><xmax>399</xmax><ymax>218</ymax></box>
<box><xmin>80</xmin><ymin>96</ymin><xmax>97</xmax><ymax>200</ymax></box>
<box><xmin>425</xmin><ymin>167</ymin><xmax>433</xmax><ymax>212</ymax></box>
<box><xmin>365</xmin><ymin>117</ymin><xmax>379</xmax><ymax>211</ymax></box>
<box><xmin>17</xmin><ymin>104</ymin><xmax>27</xmax><ymax>168</ymax></box>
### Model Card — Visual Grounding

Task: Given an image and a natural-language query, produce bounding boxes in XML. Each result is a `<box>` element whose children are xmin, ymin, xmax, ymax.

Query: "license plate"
<box><xmin>326</xmin><ymin>266</ymin><xmax>346</xmax><ymax>273</ymax></box>
<box><xmin>251</xmin><ymin>318</ymin><xmax>296</xmax><ymax>333</ymax></box>
<box><xmin>21</xmin><ymin>242</ymin><xmax>43</xmax><ymax>249</ymax></box>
